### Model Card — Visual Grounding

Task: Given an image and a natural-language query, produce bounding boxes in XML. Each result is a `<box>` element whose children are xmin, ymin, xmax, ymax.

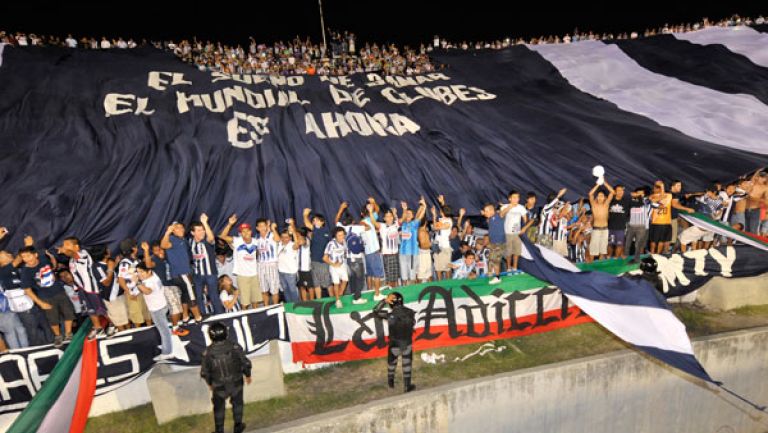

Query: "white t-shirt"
<box><xmin>4</xmin><ymin>288</ymin><xmax>34</xmax><ymax>312</ymax></box>
<box><xmin>503</xmin><ymin>204</ymin><xmax>527</xmax><ymax>234</ymax></box>
<box><xmin>277</xmin><ymin>241</ymin><xmax>299</xmax><ymax>274</ymax></box>
<box><xmin>216</xmin><ymin>256</ymin><xmax>237</xmax><ymax>287</ymax></box>
<box><xmin>379</xmin><ymin>223</ymin><xmax>400</xmax><ymax>255</ymax></box>
<box><xmin>437</xmin><ymin>217</ymin><xmax>453</xmax><ymax>249</ymax></box>
<box><xmin>298</xmin><ymin>241</ymin><xmax>311</xmax><ymax>272</ymax></box>
<box><xmin>219</xmin><ymin>289</ymin><xmax>241</xmax><ymax>312</ymax></box>
<box><xmin>232</xmin><ymin>236</ymin><xmax>258</xmax><ymax>276</ymax></box>
<box><xmin>140</xmin><ymin>273</ymin><xmax>167</xmax><ymax>312</ymax></box>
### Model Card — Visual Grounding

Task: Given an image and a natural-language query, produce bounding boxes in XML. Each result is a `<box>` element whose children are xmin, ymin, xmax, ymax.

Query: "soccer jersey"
<box><xmin>255</xmin><ymin>232</ymin><xmax>278</xmax><ymax>264</ymax></box>
<box><xmin>451</xmin><ymin>260</ymin><xmax>476</xmax><ymax>280</ymax></box>
<box><xmin>651</xmin><ymin>193</ymin><xmax>673</xmax><ymax>225</ymax></box>
<box><xmin>538</xmin><ymin>198</ymin><xmax>561</xmax><ymax>237</ymax></box>
<box><xmin>475</xmin><ymin>247</ymin><xmax>490</xmax><ymax>276</ymax></box>
<box><xmin>68</xmin><ymin>249</ymin><xmax>100</xmax><ymax>294</ymax></box>
<box><xmin>380</xmin><ymin>223</ymin><xmax>400</xmax><ymax>255</ymax></box>
<box><xmin>721</xmin><ymin>190</ymin><xmax>746</xmax><ymax>223</ymax></box>
<box><xmin>190</xmin><ymin>239</ymin><xmax>217</xmax><ymax>276</ymax></box>
<box><xmin>399</xmin><ymin>220</ymin><xmax>420</xmax><ymax>255</ymax></box>
<box><xmin>232</xmin><ymin>236</ymin><xmax>259</xmax><ymax>276</ymax></box>
<box><xmin>554</xmin><ymin>217</ymin><xmax>569</xmax><ymax>241</ymax></box>
<box><xmin>20</xmin><ymin>256</ymin><xmax>65</xmax><ymax>299</ymax></box>
<box><xmin>324</xmin><ymin>239</ymin><xmax>348</xmax><ymax>264</ymax></box>
<box><xmin>696</xmin><ymin>196</ymin><xmax>724</xmax><ymax>219</ymax></box>
<box><xmin>94</xmin><ymin>261</ymin><xmax>119</xmax><ymax>300</ymax></box>
<box><xmin>117</xmin><ymin>257</ymin><xmax>139</xmax><ymax>296</ymax></box>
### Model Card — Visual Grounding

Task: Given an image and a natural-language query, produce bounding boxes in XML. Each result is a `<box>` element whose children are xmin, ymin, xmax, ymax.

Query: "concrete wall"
<box><xmin>147</xmin><ymin>340</ymin><xmax>286</xmax><ymax>424</ymax></box>
<box><xmin>696</xmin><ymin>273</ymin><xmax>768</xmax><ymax>310</ymax></box>
<box><xmin>256</xmin><ymin>327</ymin><xmax>768</xmax><ymax>433</ymax></box>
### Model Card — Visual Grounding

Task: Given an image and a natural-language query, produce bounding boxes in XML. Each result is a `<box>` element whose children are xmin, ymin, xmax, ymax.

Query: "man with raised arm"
<box><xmin>189</xmin><ymin>214</ymin><xmax>224</xmax><ymax>315</ymax></box>
<box><xmin>588</xmin><ymin>180</ymin><xmax>615</xmax><ymax>261</ymax></box>
<box><xmin>161</xmin><ymin>221</ymin><xmax>202</xmax><ymax>323</ymax></box>
<box><xmin>399</xmin><ymin>197</ymin><xmax>426</xmax><ymax>286</ymax></box>
<box><xmin>219</xmin><ymin>215</ymin><xmax>260</xmax><ymax>310</ymax></box>
<box><xmin>304</xmin><ymin>208</ymin><xmax>332</xmax><ymax>300</ymax></box>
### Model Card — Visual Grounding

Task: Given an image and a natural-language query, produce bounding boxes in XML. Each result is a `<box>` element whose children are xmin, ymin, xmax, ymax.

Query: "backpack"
<box><xmin>346</xmin><ymin>231</ymin><xmax>365</xmax><ymax>255</ymax></box>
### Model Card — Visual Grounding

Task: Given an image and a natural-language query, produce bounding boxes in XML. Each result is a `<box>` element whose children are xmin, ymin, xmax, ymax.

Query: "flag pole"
<box><xmin>318</xmin><ymin>0</ymin><xmax>327</xmax><ymax>52</ymax></box>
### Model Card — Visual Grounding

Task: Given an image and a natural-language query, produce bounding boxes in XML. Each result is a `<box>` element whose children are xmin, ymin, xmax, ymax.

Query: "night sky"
<box><xmin>1</xmin><ymin>1</ymin><xmax>765</xmax><ymax>47</ymax></box>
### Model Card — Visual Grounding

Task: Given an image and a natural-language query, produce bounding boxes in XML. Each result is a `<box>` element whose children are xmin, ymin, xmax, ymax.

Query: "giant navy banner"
<box><xmin>1</xmin><ymin>29</ymin><xmax>768</xmax><ymax>249</ymax></box>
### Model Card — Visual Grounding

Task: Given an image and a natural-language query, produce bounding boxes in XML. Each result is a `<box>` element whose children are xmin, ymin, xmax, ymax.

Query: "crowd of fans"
<box><xmin>432</xmin><ymin>14</ymin><xmax>767</xmax><ymax>50</ymax></box>
<box><xmin>1</xmin><ymin>14</ymin><xmax>764</xmax><ymax>76</ymax></box>
<box><xmin>0</xmin><ymin>29</ymin><xmax>438</xmax><ymax>76</ymax></box>
<box><xmin>1</xmin><ymin>168</ymin><xmax>766</xmax><ymax>354</ymax></box>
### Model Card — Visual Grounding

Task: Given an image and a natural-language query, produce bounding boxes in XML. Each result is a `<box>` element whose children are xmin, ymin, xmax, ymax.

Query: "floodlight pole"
<box><xmin>318</xmin><ymin>0</ymin><xmax>328</xmax><ymax>52</ymax></box>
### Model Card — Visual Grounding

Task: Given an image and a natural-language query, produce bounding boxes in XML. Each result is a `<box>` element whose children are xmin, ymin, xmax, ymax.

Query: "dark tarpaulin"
<box><xmin>0</xmin><ymin>45</ymin><xmax>765</xmax><ymax>251</ymax></box>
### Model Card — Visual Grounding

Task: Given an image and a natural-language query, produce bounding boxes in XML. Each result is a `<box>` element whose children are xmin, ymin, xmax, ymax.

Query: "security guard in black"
<box><xmin>200</xmin><ymin>322</ymin><xmax>252</xmax><ymax>433</ymax></box>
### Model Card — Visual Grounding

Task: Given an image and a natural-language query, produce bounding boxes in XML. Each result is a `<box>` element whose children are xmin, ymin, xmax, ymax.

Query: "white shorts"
<box><xmin>679</xmin><ymin>226</ymin><xmax>715</xmax><ymax>245</ymax></box>
<box><xmin>329</xmin><ymin>263</ymin><xmax>349</xmax><ymax>285</ymax></box>
<box><xmin>417</xmin><ymin>249</ymin><xmax>432</xmax><ymax>281</ymax></box>
<box><xmin>589</xmin><ymin>228</ymin><xmax>609</xmax><ymax>256</ymax></box>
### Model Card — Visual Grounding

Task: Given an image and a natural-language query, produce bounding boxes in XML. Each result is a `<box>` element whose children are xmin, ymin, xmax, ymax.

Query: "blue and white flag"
<box><xmin>517</xmin><ymin>235</ymin><xmax>714</xmax><ymax>383</ymax></box>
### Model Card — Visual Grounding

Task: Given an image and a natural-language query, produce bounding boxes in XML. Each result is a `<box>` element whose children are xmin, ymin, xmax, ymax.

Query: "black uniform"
<box><xmin>200</xmin><ymin>339</ymin><xmax>252</xmax><ymax>433</ymax></box>
<box><xmin>374</xmin><ymin>299</ymin><xmax>416</xmax><ymax>391</ymax></box>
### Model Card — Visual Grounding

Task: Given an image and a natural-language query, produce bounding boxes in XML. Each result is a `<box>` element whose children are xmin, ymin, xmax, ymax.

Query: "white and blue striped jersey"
<box><xmin>255</xmin><ymin>232</ymin><xmax>278</xmax><ymax>264</ymax></box>
<box><xmin>324</xmin><ymin>239</ymin><xmax>347</xmax><ymax>264</ymax></box>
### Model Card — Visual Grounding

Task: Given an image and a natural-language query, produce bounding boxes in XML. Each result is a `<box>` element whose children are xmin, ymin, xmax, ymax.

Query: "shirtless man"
<box><xmin>746</xmin><ymin>170</ymin><xmax>768</xmax><ymax>234</ymax></box>
<box><xmin>729</xmin><ymin>178</ymin><xmax>750</xmax><ymax>228</ymax></box>
<box><xmin>588</xmin><ymin>180</ymin><xmax>615</xmax><ymax>261</ymax></box>
<box><xmin>416</xmin><ymin>217</ymin><xmax>432</xmax><ymax>283</ymax></box>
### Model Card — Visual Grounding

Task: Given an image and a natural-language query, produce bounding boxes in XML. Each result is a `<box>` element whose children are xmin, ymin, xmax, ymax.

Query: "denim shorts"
<box><xmin>364</xmin><ymin>253</ymin><xmax>385</xmax><ymax>278</ymax></box>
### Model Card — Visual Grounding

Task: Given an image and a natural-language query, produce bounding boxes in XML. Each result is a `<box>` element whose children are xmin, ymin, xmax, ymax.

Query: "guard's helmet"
<box><xmin>390</xmin><ymin>291</ymin><xmax>404</xmax><ymax>307</ymax></box>
<box><xmin>639</xmin><ymin>256</ymin><xmax>659</xmax><ymax>274</ymax></box>
<box><xmin>208</xmin><ymin>322</ymin><xmax>228</xmax><ymax>342</ymax></box>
